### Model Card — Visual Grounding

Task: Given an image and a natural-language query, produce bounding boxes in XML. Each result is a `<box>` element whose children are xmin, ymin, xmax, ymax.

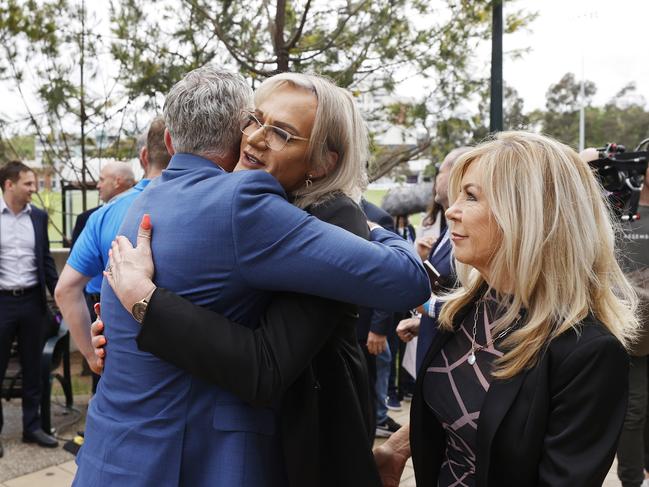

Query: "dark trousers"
<box><xmin>387</xmin><ymin>313</ymin><xmax>415</xmax><ymax>400</ymax></box>
<box><xmin>0</xmin><ymin>288</ymin><xmax>45</xmax><ymax>434</ymax></box>
<box><xmin>617</xmin><ymin>355</ymin><xmax>649</xmax><ymax>487</ymax></box>
<box><xmin>359</xmin><ymin>342</ymin><xmax>377</xmax><ymax>435</ymax></box>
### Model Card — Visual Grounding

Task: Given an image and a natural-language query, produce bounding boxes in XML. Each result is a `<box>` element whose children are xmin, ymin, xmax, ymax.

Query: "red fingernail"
<box><xmin>141</xmin><ymin>214</ymin><xmax>151</xmax><ymax>231</ymax></box>
<box><xmin>94</xmin><ymin>303</ymin><xmax>101</xmax><ymax>316</ymax></box>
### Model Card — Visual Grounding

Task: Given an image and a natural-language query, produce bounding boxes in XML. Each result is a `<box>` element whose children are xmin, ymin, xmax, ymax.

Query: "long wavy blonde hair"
<box><xmin>439</xmin><ymin>131</ymin><xmax>638</xmax><ymax>379</ymax></box>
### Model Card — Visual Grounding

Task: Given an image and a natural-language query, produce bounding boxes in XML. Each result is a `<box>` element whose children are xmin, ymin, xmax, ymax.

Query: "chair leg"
<box><xmin>61</xmin><ymin>348</ymin><xmax>73</xmax><ymax>408</ymax></box>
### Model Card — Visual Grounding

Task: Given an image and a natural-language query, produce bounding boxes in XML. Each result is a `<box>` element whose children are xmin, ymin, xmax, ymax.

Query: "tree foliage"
<box><xmin>1</xmin><ymin>0</ymin><xmax>536</xmax><ymax>187</ymax></box>
<box><xmin>533</xmin><ymin>72</ymin><xmax>649</xmax><ymax>150</ymax></box>
<box><xmin>0</xmin><ymin>0</ymin><xmax>144</xmax><ymax>213</ymax></box>
<box><xmin>108</xmin><ymin>0</ymin><xmax>534</xmax><ymax>180</ymax></box>
<box><xmin>111</xmin><ymin>0</ymin><xmax>495</xmax><ymax>96</ymax></box>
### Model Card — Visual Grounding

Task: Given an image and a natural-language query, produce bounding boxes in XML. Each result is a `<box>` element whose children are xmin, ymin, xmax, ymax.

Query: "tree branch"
<box><xmin>285</xmin><ymin>0</ymin><xmax>312</xmax><ymax>50</ymax></box>
<box><xmin>287</xmin><ymin>0</ymin><xmax>370</xmax><ymax>63</ymax></box>
<box><xmin>183</xmin><ymin>0</ymin><xmax>272</xmax><ymax>76</ymax></box>
<box><xmin>369</xmin><ymin>140</ymin><xmax>431</xmax><ymax>182</ymax></box>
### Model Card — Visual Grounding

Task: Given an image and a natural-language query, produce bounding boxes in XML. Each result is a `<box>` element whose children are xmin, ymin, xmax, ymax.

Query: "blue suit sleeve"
<box><xmin>369</xmin><ymin>308</ymin><xmax>394</xmax><ymax>336</ymax></box>
<box><xmin>66</xmin><ymin>209</ymin><xmax>104</xmax><ymax>279</ymax></box>
<box><xmin>231</xmin><ymin>171</ymin><xmax>431</xmax><ymax>311</ymax></box>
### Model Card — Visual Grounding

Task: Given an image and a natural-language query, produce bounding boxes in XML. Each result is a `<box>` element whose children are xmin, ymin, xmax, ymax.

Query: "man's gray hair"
<box><xmin>163</xmin><ymin>65</ymin><xmax>252</xmax><ymax>159</ymax></box>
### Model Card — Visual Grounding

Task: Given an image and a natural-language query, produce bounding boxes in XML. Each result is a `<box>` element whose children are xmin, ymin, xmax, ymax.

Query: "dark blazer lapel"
<box><xmin>29</xmin><ymin>210</ymin><xmax>43</xmax><ymax>265</ymax></box>
<box><xmin>475</xmin><ymin>371</ymin><xmax>526</xmax><ymax>486</ymax></box>
<box><xmin>431</xmin><ymin>239</ymin><xmax>453</xmax><ymax>276</ymax></box>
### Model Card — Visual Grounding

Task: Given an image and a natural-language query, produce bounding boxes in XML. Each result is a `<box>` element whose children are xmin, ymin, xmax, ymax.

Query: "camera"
<box><xmin>586</xmin><ymin>140</ymin><xmax>649</xmax><ymax>221</ymax></box>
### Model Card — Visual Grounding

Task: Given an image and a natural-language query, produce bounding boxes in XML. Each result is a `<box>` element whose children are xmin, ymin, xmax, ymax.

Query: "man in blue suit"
<box><xmin>0</xmin><ymin>161</ymin><xmax>59</xmax><ymax>457</ymax></box>
<box><xmin>74</xmin><ymin>66</ymin><xmax>429</xmax><ymax>486</ymax></box>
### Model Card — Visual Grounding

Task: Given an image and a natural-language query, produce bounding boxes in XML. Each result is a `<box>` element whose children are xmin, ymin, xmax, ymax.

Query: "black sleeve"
<box><xmin>42</xmin><ymin>213</ymin><xmax>58</xmax><ymax>295</ymax></box>
<box><xmin>137</xmin><ymin>288</ymin><xmax>347</xmax><ymax>407</ymax></box>
<box><xmin>538</xmin><ymin>334</ymin><xmax>629</xmax><ymax>486</ymax></box>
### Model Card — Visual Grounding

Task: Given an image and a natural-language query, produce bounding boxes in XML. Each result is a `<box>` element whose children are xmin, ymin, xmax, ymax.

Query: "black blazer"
<box><xmin>136</xmin><ymin>194</ymin><xmax>382</xmax><ymax>487</ymax></box>
<box><xmin>410</xmin><ymin>301</ymin><xmax>629</xmax><ymax>486</ymax></box>
<box><xmin>0</xmin><ymin>206</ymin><xmax>58</xmax><ymax>309</ymax></box>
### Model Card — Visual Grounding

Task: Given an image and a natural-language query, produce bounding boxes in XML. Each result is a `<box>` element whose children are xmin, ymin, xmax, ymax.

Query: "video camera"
<box><xmin>587</xmin><ymin>139</ymin><xmax>649</xmax><ymax>221</ymax></box>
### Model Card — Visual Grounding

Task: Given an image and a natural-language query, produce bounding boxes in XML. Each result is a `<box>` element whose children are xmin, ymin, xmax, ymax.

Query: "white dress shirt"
<box><xmin>0</xmin><ymin>196</ymin><xmax>38</xmax><ymax>290</ymax></box>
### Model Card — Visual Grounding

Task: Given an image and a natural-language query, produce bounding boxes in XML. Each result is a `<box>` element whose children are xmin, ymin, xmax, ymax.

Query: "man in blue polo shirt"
<box><xmin>55</xmin><ymin>118</ymin><xmax>170</xmax><ymax>374</ymax></box>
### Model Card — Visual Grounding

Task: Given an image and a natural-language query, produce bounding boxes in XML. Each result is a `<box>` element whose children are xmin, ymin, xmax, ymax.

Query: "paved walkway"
<box><xmin>0</xmin><ymin>398</ymin><xmax>627</xmax><ymax>486</ymax></box>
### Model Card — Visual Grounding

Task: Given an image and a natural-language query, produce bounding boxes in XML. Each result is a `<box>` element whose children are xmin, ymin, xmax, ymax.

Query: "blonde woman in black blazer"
<box><xmin>375</xmin><ymin>132</ymin><xmax>637</xmax><ymax>487</ymax></box>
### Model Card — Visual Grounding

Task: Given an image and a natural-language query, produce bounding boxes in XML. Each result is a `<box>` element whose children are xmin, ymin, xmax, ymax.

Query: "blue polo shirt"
<box><xmin>68</xmin><ymin>179</ymin><xmax>151</xmax><ymax>293</ymax></box>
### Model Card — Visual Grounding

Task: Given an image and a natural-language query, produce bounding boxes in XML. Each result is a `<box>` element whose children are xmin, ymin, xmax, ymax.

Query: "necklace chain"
<box><xmin>467</xmin><ymin>299</ymin><xmax>515</xmax><ymax>365</ymax></box>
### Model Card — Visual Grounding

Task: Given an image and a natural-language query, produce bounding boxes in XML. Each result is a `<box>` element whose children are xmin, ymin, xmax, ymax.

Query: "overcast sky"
<box><xmin>503</xmin><ymin>0</ymin><xmax>649</xmax><ymax>110</ymax></box>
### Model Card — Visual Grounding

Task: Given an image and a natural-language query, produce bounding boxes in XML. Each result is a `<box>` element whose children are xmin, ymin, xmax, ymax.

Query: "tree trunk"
<box><xmin>274</xmin><ymin>0</ymin><xmax>289</xmax><ymax>72</ymax></box>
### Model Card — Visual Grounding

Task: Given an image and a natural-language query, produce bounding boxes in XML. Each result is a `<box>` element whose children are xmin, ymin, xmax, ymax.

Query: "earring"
<box><xmin>305</xmin><ymin>174</ymin><xmax>313</xmax><ymax>188</ymax></box>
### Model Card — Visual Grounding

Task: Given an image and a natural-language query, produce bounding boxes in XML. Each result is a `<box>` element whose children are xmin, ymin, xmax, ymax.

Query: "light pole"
<box><xmin>490</xmin><ymin>0</ymin><xmax>503</xmax><ymax>133</ymax></box>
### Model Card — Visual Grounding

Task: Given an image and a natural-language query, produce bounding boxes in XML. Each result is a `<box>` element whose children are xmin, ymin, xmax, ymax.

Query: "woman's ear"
<box><xmin>311</xmin><ymin>150</ymin><xmax>339</xmax><ymax>178</ymax></box>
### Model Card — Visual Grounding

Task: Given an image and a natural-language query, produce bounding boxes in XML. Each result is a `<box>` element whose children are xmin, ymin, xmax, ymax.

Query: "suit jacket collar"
<box><xmin>167</xmin><ymin>153</ymin><xmax>227</xmax><ymax>172</ymax></box>
<box><xmin>0</xmin><ymin>196</ymin><xmax>31</xmax><ymax>216</ymax></box>
<box><xmin>29</xmin><ymin>209</ymin><xmax>43</xmax><ymax>254</ymax></box>
<box><xmin>431</xmin><ymin>236</ymin><xmax>452</xmax><ymax>263</ymax></box>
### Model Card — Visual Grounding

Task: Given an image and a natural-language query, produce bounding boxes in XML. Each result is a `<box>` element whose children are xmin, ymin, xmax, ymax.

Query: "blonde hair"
<box><xmin>254</xmin><ymin>73</ymin><xmax>368</xmax><ymax>208</ymax></box>
<box><xmin>439</xmin><ymin>131</ymin><xmax>638</xmax><ymax>379</ymax></box>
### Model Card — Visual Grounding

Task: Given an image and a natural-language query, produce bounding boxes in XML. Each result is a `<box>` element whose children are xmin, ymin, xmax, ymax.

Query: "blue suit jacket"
<box><xmin>74</xmin><ymin>154</ymin><xmax>430</xmax><ymax>487</ymax></box>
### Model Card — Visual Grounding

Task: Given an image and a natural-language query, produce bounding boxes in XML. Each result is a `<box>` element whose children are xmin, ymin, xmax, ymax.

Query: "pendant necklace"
<box><xmin>467</xmin><ymin>299</ymin><xmax>515</xmax><ymax>365</ymax></box>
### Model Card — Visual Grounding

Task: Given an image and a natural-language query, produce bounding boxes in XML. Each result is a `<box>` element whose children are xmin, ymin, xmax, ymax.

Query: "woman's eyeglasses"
<box><xmin>240</xmin><ymin>111</ymin><xmax>309</xmax><ymax>151</ymax></box>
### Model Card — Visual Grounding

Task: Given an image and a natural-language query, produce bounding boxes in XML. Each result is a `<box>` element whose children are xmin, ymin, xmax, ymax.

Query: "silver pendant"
<box><xmin>467</xmin><ymin>353</ymin><xmax>476</xmax><ymax>365</ymax></box>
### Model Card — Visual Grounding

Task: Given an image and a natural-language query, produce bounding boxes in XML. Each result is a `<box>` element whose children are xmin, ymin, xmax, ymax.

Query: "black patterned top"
<box><xmin>422</xmin><ymin>294</ymin><xmax>509</xmax><ymax>487</ymax></box>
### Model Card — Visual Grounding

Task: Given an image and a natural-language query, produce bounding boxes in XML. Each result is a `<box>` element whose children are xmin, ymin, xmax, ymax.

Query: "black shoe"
<box><xmin>23</xmin><ymin>428</ymin><xmax>58</xmax><ymax>448</ymax></box>
<box><xmin>375</xmin><ymin>417</ymin><xmax>402</xmax><ymax>438</ymax></box>
<box><xmin>0</xmin><ymin>438</ymin><xmax>3</xmax><ymax>458</ymax></box>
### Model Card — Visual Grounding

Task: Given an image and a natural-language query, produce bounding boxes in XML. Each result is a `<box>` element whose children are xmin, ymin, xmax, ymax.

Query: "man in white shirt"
<box><xmin>0</xmin><ymin>161</ymin><xmax>59</xmax><ymax>457</ymax></box>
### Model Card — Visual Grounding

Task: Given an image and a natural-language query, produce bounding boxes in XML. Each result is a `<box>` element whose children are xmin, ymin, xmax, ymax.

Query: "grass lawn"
<box><xmin>363</xmin><ymin>188</ymin><xmax>423</xmax><ymax>229</ymax></box>
<box><xmin>32</xmin><ymin>190</ymin><xmax>100</xmax><ymax>248</ymax></box>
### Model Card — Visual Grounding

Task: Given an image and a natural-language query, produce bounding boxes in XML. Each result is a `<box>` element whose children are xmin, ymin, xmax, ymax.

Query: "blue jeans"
<box><xmin>375</xmin><ymin>343</ymin><xmax>392</xmax><ymax>424</ymax></box>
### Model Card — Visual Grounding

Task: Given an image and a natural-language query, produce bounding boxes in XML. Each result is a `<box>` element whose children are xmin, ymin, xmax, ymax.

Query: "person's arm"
<box><xmin>231</xmin><ymin>171</ymin><xmax>431</xmax><ymax>311</ymax></box>
<box><xmin>366</xmin><ymin>308</ymin><xmax>392</xmax><ymax>355</ymax></box>
<box><xmin>54</xmin><ymin>264</ymin><xmax>100</xmax><ymax>373</ymax></box>
<box><xmin>135</xmin><ymin>288</ymin><xmax>343</xmax><ymax>407</ymax></box>
<box><xmin>373</xmin><ymin>424</ymin><xmax>411</xmax><ymax>487</ymax></box>
<box><xmin>538</xmin><ymin>333</ymin><xmax>628</xmax><ymax>485</ymax></box>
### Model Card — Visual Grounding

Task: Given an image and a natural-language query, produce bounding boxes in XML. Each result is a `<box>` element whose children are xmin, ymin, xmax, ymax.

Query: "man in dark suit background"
<box><xmin>358</xmin><ymin>199</ymin><xmax>401</xmax><ymax>437</ymax></box>
<box><xmin>396</xmin><ymin>147</ymin><xmax>471</xmax><ymax>374</ymax></box>
<box><xmin>415</xmin><ymin>147</ymin><xmax>471</xmax><ymax>371</ymax></box>
<box><xmin>0</xmin><ymin>161</ymin><xmax>59</xmax><ymax>457</ymax></box>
